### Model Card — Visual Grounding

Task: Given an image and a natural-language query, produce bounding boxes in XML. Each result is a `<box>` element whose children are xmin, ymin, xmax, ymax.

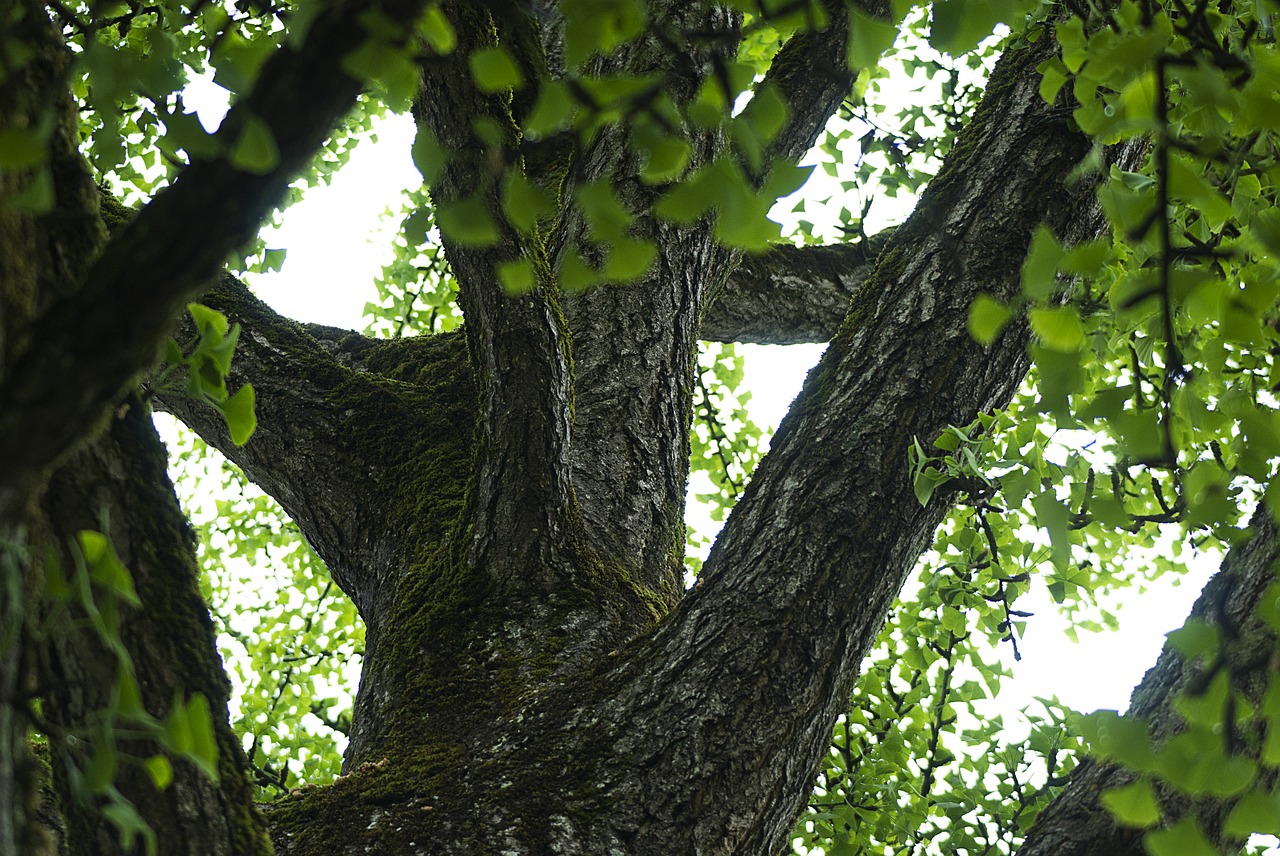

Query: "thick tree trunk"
<box><xmin>35</xmin><ymin>398</ymin><xmax>273</xmax><ymax>856</ymax></box>
<box><xmin>171</xmin><ymin>27</ymin><xmax>1144</xmax><ymax>855</ymax></box>
<box><xmin>4</xmin><ymin>2</ymin><xmax>1214</xmax><ymax>854</ymax></box>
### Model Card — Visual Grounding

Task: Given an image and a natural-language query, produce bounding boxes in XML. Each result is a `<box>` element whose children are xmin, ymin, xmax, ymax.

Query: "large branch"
<box><xmin>0</xmin><ymin>0</ymin><xmax>433</xmax><ymax>522</ymax></box>
<box><xmin>415</xmin><ymin>4</ymin><xmax>577</xmax><ymax>595</ymax></box>
<box><xmin>1018</xmin><ymin>507</ymin><xmax>1280</xmax><ymax>856</ymax></box>
<box><xmin>581</xmin><ymin>32</ymin><xmax>1148</xmax><ymax>854</ymax></box>
<box><xmin>553</xmin><ymin>3</ymin><xmax>790</xmax><ymax>589</ymax></box>
<box><xmin>155</xmin><ymin>277</ymin><xmax>474</xmax><ymax>626</ymax></box>
<box><xmin>701</xmin><ymin>234</ymin><xmax>890</xmax><ymax>344</ymax></box>
<box><xmin>750</xmin><ymin>1</ymin><xmax>859</xmax><ymax>165</ymax></box>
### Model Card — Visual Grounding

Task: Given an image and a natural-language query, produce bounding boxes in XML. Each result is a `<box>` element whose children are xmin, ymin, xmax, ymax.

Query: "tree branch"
<box><xmin>701</xmin><ymin>232</ymin><xmax>892</xmax><ymax>344</ymax></box>
<box><xmin>750</xmin><ymin>1</ymin><xmax>860</xmax><ymax>166</ymax></box>
<box><xmin>0</xmin><ymin>0</ymin><xmax>434</xmax><ymax>523</ymax></box>
<box><xmin>1017</xmin><ymin>507</ymin><xmax>1280</xmax><ymax>856</ymax></box>
<box><xmin>155</xmin><ymin>276</ymin><xmax>475</xmax><ymax>626</ymax></box>
<box><xmin>415</xmin><ymin>4</ymin><xmax>577</xmax><ymax>594</ymax></box>
<box><xmin>582</xmin><ymin>31</ymin><xmax>1148</xmax><ymax>854</ymax></box>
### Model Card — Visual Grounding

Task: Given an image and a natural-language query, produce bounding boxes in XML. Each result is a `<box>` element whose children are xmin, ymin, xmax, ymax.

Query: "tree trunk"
<box><xmin>1</xmin><ymin>1</ymin><xmax>1204</xmax><ymax>853</ymax></box>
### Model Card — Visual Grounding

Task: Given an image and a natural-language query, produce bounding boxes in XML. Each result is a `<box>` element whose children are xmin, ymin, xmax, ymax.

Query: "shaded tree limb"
<box><xmin>415</xmin><ymin>4</ymin><xmax>578</xmax><ymax>596</ymax></box>
<box><xmin>550</xmin><ymin>2</ymin><xmax>741</xmax><ymax>592</ymax></box>
<box><xmin>0</xmin><ymin>6</ymin><xmax>107</xmax><ymax>852</ymax></box>
<box><xmin>0</xmin><ymin>0</ymin><xmax>435</xmax><ymax>522</ymax></box>
<box><xmin>581</xmin><ymin>31</ymin><xmax>1146</xmax><ymax>854</ymax></box>
<box><xmin>35</xmin><ymin>395</ymin><xmax>272</xmax><ymax>856</ymax></box>
<box><xmin>154</xmin><ymin>276</ymin><xmax>475</xmax><ymax>630</ymax></box>
<box><xmin>701</xmin><ymin>232</ymin><xmax>893</xmax><ymax>344</ymax></box>
<box><xmin>752</xmin><ymin>1</ymin><xmax>858</xmax><ymax>167</ymax></box>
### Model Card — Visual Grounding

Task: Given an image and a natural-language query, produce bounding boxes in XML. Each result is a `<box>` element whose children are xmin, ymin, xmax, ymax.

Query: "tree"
<box><xmin>3</xmin><ymin>0</ymin><xmax>1280</xmax><ymax>853</ymax></box>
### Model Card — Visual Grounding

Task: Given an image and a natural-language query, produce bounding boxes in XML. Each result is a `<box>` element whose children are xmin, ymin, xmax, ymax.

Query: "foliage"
<box><xmin>19</xmin><ymin>526</ymin><xmax>220</xmax><ymax>856</ymax></box>
<box><xmin>8</xmin><ymin>0</ymin><xmax>1280</xmax><ymax>852</ymax></box>
<box><xmin>164</xmin><ymin>429</ymin><xmax>363</xmax><ymax>797</ymax></box>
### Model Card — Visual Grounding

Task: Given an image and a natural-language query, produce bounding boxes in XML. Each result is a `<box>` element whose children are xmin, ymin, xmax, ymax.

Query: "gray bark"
<box><xmin>2</xmin><ymin>3</ymin><xmax>1199</xmax><ymax>855</ymax></box>
<box><xmin>702</xmin><ymin>236</ymin><xmax>889</xmax><ymax>344</ymax></box>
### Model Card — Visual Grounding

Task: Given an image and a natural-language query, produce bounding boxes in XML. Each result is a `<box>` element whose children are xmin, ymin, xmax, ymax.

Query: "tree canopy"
<box><xmin>3</xmin><ymin>0</ymin><xmax>1280</xmax><ymax>854</ymax></box>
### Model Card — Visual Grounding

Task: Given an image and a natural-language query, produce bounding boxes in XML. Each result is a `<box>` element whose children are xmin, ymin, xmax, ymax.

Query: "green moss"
<box><xmin>97</xmin><ymin>184</ymin><xmax>133</xmax><ymax>235</ymax></box>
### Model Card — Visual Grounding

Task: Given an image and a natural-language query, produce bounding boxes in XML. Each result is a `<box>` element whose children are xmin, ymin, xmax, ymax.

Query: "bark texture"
<box><xmin>37</xmin><ymin>396</ymin><xmax>273</xmax><ymax>856</ymax></box>
<box><xmin>0</xmin><ymin>3</ymin><xmax>1219</xmax><ymax>856</ymax></box>
<box><xmin>702</xmin><ymin>234</ymin><xmax>890</xmax><ymax>344</ymax></box>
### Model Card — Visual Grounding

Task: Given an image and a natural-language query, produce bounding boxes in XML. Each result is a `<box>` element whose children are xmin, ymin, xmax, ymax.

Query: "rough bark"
<box><xmin>702</xmin><ymin>235</ymin><xmax>889</xmax><ymax>344</ymax></box>
<box><xmin>576</xmin><ymin>34</ymin><xmax>1144</xmax><ymax>855</ymax></box>
<box><xmin>553</xmin><ymin>2</ymin><xmax>737</xmax><ymax>593</ymax></box>
<box><xmin>243</xmin><ymin>28</ymin><xmax>1143</xmax><ymax>856</ymax></box>
<box><xmin>156</xmin><ymin>275</ymin><xmax>475</xmax><ymax>630</ymax></box>
<box><xmin>4</xmin><ymin>3</ymin><xmax>1204</xmax><ymax>856</ymax></box>
<box><xmin>35</xmin><ymin>395</ymin><xmax>272</xmax><ymax>856</ymax></box>
<box><xmin>1018</xmin><ymin>507</ymin><xmax>1280</xmax><ymax>856</ymax></box>
<box><xmin>0</xmin><ymin>5</ymin><xmax>106</xmax><ymax>851</ymax></box>
<box><xmin>0</xmin><ymin>0</ymin><xmax>437</xmax><ymax>522</ymax></box>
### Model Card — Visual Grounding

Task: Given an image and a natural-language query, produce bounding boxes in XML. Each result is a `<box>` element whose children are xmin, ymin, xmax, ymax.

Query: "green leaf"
<box><xmin>1078</xmin><ymin>710</ymin><xmax>1156</xmax><ymax>769</ymax></box>
<box><xmin>469</xmin><ymin>46</ymin><xmax>524</xmax><ymax>93</ymax></box>
<box><xmin>525</xmin><ymin>81</ymin><xmax>577</xmax><ymax>138</ymax></box>
<box><xmin>1099</xmin><ymin>778</ymin><xmax>1161</xmax><ymax>828</ymax></box>
<box><xmin>603</xmin><ymin>238</ymin><xmax>656</xmax><ymax>282</ymax></box>
<box><xmin>411</xmin><ymin>126</ymin><xmax>446</xmax><ymax>185</ymax></box>
<box><xmin>341</xmin><ymin>38</ymin><xmax>420</xmax><ymax>110</ymax></box>
<box><xmin>218</xmin><ymin>385</ymin><xmax>257</xmax><ymax>446</ymax></box>
<box><xmin>913</xmin><ymin>468</ymin><xmax>950</xmax><ymax>506</ymax></box>
<box><xmin>420</xmin><ymin>5</ymin><xmax>457</xmax><ymax>54</ymax></box>
<box><xmin>1038</xmin><ymin>57</ymin><xmax>1070</xmax><ymax>104</ymax></box>
<box><xmin>85</xmin><ymin>740</ymin><xmax>119</xmax><ymax>792</ymax></box>
<box><xmin>0</xmin><ymin>126</ymin><xmax>49</xmax><ymax>168</ymax></box>
<box><xmin>967</xmin><ymin>293</ymin><xmax>1011</xmax><ymax>344</ymax></box>
<box><xmin>228</xmin><ymin>114</ymin><xmax>280</xmax><ymax>175</ymax></box>
<box><xmin>210</xmin><ymin>31</ymin><xmax>276</xmax><ymax>94</ymax></box>
<box><xmin>577</xmin><ymin>180</ymin><xmax>632</xmax><ymax>243</ymax></box>
<box><xmin>1111</xmin><ymin>408</ymin><xmax>1165</xmax><ymax>462</ymax></box>
<box><xmin>497</xmin><ymin>258</ymin><xmax>537</xmax><ymax>295</ymax></box>
<box><xmin>115</xmin><ymin>667</ymin><xmax>145</xmax><ymax>717</ymax></box>
<box><xmin>436</xmin><ymin>196</ymin><xmax>501</xmax><ymax>247</ymax></box>
<box><xmin>1021</xmin><ymin>226</ymin><xmax>1065</xmax><ymax>301</ymax></box>
<box><xmin>101</xmin><ymin>801</ymin><xmax>157</xmax><ymax>856</ymax></box>
<box><xmin>262</xmin><ymin>248</ymin><xmax>287</xmax><ymax>272</ymax></box>
<box><xmin>1144</xmin><ymin>815</ymin><xmax>1219</xmax><ymax>856</ymax></box>
<box><xmin>184</xmin><ymin>694</ymin><xmax>220</xmax><ymax>781</ymax></box>
<box><xmin>165</xmin><ymin>698</ymin><xmax>192</xmax><ymax>755</ymax></box>
<box><xmin>9</xmin><ymin>164</ymin><xmax>53</xmax><ymax>212</ymax></box>
<box><xmin>1224</xmin><ymin>790</ymin><xmax>1280</xmax><ymax>837</ymax></box>
<box><xmin>144</xmin><ymin>755</ymin><xmax>174</xmax><ymax>790</ymax></box>
<box><xmin>1164</xmin><ymin>619</ymin><xmax>1219</xmax><ymax>661</ymax></box>
<box><xmin>636</xmin><ymin>129</ymin><xmax>691</xmax><ymax>185</ymax></box>
<box><xmin>78</xmin><ymin>530</ymin><xmax>141</xmax><ymax>607</ymax></box>
<box><xmin>1031</xmin><ymin>490</ymin><xmax>1072</xmax><ymax>572</ymax></box>
<box><xmin>1168</xmin><ymin>154</ymin><xmax>1233</xmax><ymax>229</ymax></box>
<box><xmin>847</xmin><ymin>8</ymin><xmax>899</xmax><ymax>68</ymax></box>
<box><xmin>563</xmin><ymin>0</ymin><xmax>647</xmax><ymax>67</ymax></box>
<box><xmin>161</xmin><ymin>110</ymin><xmax>221</xmax><ymax>160</ymax></box>
<box><xmin>187</xmin><ymin>303</ymin><xmax>230</xmax><ymax>337</ymax></box>
<box><xmin>930</xmin><ymin>0</ymin><xmax>1002</xmax><ymax>55</ymax></box>
<box><xmin>502</xmin><ymin>169</ymin><xmax>555</xmax><ymax>234</ymax></box>
<box><xmin>1029</xmin><ymin>306</ymin><xmax>1085</xmax><ymax>352</ymax></box>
